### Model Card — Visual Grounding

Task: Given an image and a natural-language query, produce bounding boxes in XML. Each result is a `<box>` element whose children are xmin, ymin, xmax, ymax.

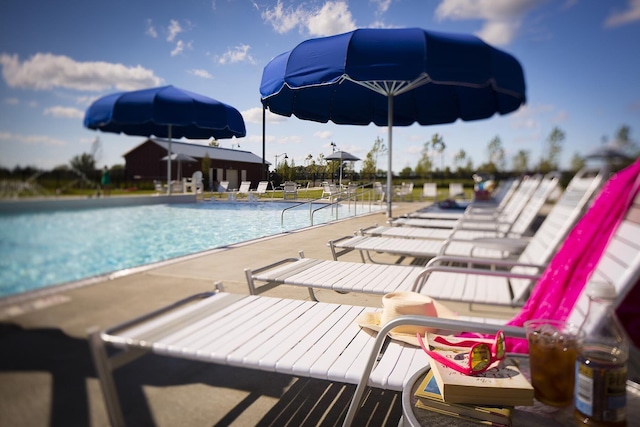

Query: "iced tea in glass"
<box><xmin>524</xmin><ymin>319</ymin><xmax>582</xmax><ymax>407</ymax></box>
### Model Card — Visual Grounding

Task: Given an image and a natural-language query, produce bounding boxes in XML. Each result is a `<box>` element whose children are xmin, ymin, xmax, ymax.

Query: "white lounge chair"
<box><xmin>321</xmin><ymin>181</ymin><xmax>340</xmax><ymax>201</ymax></box>
<box><xmin>89</xmin><ymin>182</ymin><xmax>640</xmax><ymax>427</ymax></box>
<box><xmin>253</xmin><ymin>180</ymin><xmax>271</xmax><ymax>199</ymax></box>
<box><xmin>217</xmin><ymin>180</ymin><xmax>230</xmax><ymax>194</ymax></box>
<box><xmin>183</xmin><ymin>171</ymin><xmax>203</xmax><ymax>193</ymax></box>
<box><xmin>395</xmin><ymin>182</ymin><xmax>414</xmax><ymax>201</ymax></box>
<box><xmin>236</xmin><ymin>181</ymin><xmax>251</xmax><ymax>198</ymax></box>
<box><xmin>282</xmin><ymin>181</ymin><xmax>298</xmax><ymax>199</ymax></box>
<box><xmin>449</xmin><ymin>182</ymin><xmax>465</xmax><ymax>199</ymax></box>
<box><xmin>334</xmin><ymin>172</ymin><xmax>565</xmax><ymax>263</ymax></box>
<box><xmin>419</xmin><ymin>182</ymin><xmax>437</xmax><ymax>201</ymax></box>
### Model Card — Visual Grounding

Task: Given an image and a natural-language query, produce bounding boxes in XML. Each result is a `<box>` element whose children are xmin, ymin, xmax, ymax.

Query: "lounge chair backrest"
<box><xmin>509</xmin><ymin>166</ymin><xmax>622</xmax><ymax>303</ymax></box>
<box><xmin>491</xmin><ymin>178</ymin><xmax>519</xmax><ymax>208</ymax></box>
<box><xmin>237</xmin><ymin>181</ymin><xmax>251</xmax><ymax>194</ymax></box>
<box><xmin>255</xmin><ymin>181</ymin><xmax>270</xmax><ymax>194</ymax></box>
<box><xmin>218</xmin><ymin>181</ymin><xmax>229</xmax><ymax>192</ymax></box>
<box><xmin>422</xmin><ymin>182</ymin><xmax>437</xmax><ymax>199</ymax></box>
<box><xmin>449</xmin><ymin>182</ymin><xmax>464</xmax><ymax>199</ymax></box>
<box><xmin>504</xmin><ymin>172</ymin><xmax>560</xmax><ymax>236</ymax></box>
<box><xmin>283</xmin><ymin>181</ymin><xmax>298</xmax><ymax>199</ymax></box>
<box><xmin>567</xmin><ymin>197</ymin><xmax>640</xmax><ymax>328</ymax></box>
<box><xmin>482</xmin><ymin>174</ymin><xmax>541</xmax><ymax>225</ymax></box>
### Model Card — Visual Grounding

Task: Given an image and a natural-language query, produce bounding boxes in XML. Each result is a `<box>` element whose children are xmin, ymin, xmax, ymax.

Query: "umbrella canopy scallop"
<box><xmin>84</xmin><ymin>85</ymin><xmax>246</xmax><ymax>139</ymax></box>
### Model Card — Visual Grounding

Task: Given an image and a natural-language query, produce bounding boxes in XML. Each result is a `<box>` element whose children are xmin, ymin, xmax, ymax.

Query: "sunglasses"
<box><xmin>417</xmin><ymin>330</ymin><xmax>506</xmax><ymax>376</ymax></box>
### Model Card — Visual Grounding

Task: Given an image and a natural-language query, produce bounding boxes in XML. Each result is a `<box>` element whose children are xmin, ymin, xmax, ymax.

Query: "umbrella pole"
<box><xmin>386</xmin><ymin>95</ymin><xmax>393</xmax><ymax>218</ymax></box>
<box><xmin>167</xmin><ymin>125</ymin><xmax>172</xmax><ymax>195</ymax></box>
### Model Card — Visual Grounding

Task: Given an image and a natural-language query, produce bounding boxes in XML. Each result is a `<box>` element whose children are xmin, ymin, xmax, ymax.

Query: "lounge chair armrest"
<box><xmin>244</xmin><ymin>257</ymin><xmax>302</xmax><ymax>295</ymax></box>
<box><xmin>425</xmin><ymin>255</ymin><xmax>546</xmax><ymax>271</ymax></box>
<box><xmin>439</xmin><ymin>237</ymin><xmax>530</xmax><ymax>256</ymax></box>
<box><xmin>327</xmin><ymin>235</ymin><xmax>359</xmax><ymax>260</ymax></box>
<box><xmin>412</xmin><ymin>265</ymin><xmax>541</xmax><ymax>292</ymax></box>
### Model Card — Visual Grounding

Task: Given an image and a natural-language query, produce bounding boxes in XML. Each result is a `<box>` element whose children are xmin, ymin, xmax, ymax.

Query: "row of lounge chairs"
<box><xmin>90</xmin><ymin>163</ymin><xmax>640</xmax><ymax>426</ymax></box>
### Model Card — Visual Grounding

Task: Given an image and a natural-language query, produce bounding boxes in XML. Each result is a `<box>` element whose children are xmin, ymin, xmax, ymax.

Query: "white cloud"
<box><xmin>43</xmin><ymin>106</ymin><xmax>85</xmax><ymax>119</ymax></box>
<box><xmin>0</xmin><ymin>53</ymin><xmax>163</xmax><ymax>92</ymax></box>
<box><xmin>307</xmin><ymin>1</ymin><xmax>357</xmax><ymax>36</ymax></box>
<box><xmin>241</xmin><ymin>106</ymin><xmax>288</xmax><ymax>124</ymax></box>
<box><xmin>370</xmin><ymin>0</ymin><xmax>393</xmax><ymax>14</ymax></box>
<box><xmin>605</xmin><ymin>0</ymin><xmax>640</xmax><ymax>27</ymax></box>
<box><xmin>5</xmin><ymin>97</ymin><xmax>19</xmax><ymax>105</ymax></box>
<box><xmin>435</xmin><ymin>0</ymin><xmax>544</xmax><ymax>45</ymax></box>
<box><xmin>146</xmin><ymin>19</ymin><xmax>158</xmax><ymax>38</ymax></box>
<box><xmin>167</xmin><ymin>19</ymin><xmax>183</xmax><ymax>42</ymax></box>
<box><xmin>219</xmin><ymin>44</ymin><xmax>256</xmax><ymax>64</ymax></box>
<box><xmin>262</xmin><ymin>0</ymin><xmax>356</xmax><ymax>37</ymax></box>
<box><xmin>171</xmin><ymin>40</ymin><xmax>185</xmax><ymax>56</ymax></box>
<box><xmin>188</xmin><ymin>69</ymin><xmax>213</xmax><ymax>79</ymax></box>
<box><xmin>314</xmin><ymin>130</ymin><xmax>333</xmax><ymax>139</ymax></box>
<box><xmin>0</xmin><ymin>131</ymin><xmax>67</xmax><ymax>146</ymax></box>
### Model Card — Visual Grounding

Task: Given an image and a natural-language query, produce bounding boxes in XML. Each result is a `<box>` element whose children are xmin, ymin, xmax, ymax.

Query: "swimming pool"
<box><xmin>0</xmin><ymin>201</ymin><xmax>381</xmax><ymax>298</ymax></box>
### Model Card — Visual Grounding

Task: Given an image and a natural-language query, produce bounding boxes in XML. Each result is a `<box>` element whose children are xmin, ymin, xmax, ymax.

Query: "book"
<box><xmin>424</xmin><ymin>333</ymin><xmax>534</xmax><ymax>406</ymax></box>
<box><xmin>414</xmin><ymin>368</ymin><xmax>514</xmax><ymax>426</ymax></box>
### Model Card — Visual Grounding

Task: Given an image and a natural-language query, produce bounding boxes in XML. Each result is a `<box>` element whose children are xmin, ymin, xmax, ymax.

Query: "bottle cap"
<box><xmin>587</xmin><ymin>281</ymin><xmax>616</xmax><ymax>299</ymax></box>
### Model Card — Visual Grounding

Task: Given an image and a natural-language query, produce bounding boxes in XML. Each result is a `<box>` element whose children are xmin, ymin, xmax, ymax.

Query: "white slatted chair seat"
<box><xmin>101</xmin><ymin>291</ymin><xmax>427</xmax><ymax>390</ymax></box>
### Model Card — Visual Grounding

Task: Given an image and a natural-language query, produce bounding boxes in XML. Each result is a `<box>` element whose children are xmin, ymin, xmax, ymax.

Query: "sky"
<box><xmin>1</xmin><ymin>0</ymin><xmax>639</xmax><ymax>175</ymax></box>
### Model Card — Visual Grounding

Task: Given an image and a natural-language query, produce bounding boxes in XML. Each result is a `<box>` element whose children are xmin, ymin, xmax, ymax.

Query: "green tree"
<box><xmin>399</xmin><ymin>166</ymin><xmax>413</xmax><ymax>179</ymax></box>
<box><xmin>512</xmin><ymin>150</ymin><xmax>530</xmax><ymax>174</ymax></box>
<box><xmin>70</xmin><ymin>153</ymin><xmax>96</xmax><ymax>176</ymax></box>
<box><xmin>453</xmin><ymin>149</ymin><xmax>472</xmax><ymax>176</ymax></box>
<box><xmin>540</xmin><ymin>126</ymin><xmax>565</xmax><ymax>173</ymax></box>
<box><xmin>479</xmin><ymin>136</ymin><xmax>505</xmax><ymax>174</ymax></box>
<box><xmin>361</xmin><ymin>136</ymin><xmax>386</xmax><ymax>180</ymax></box>
<box><xmin>415</xmin><ymin>140</ymin><xmax>433</xmax><ymax>179</ymax></box>
<box><xmin>570</xmin><ymin>152</ymin><xmax>586</xmax><ymax>173</ymax></box>
<box><xmin>613</xmin><ymin>125</ymin><xmax>637</xmax><ymax>154</ymax></box>
<box><xmin>431</xmin><ymin>133</ymin><xmax>446</xmax><ymax>172</ymax></box>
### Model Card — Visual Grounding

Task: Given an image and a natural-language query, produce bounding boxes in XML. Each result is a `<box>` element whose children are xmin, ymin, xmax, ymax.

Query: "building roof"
<box><xmin>126</xmin><ymin>138</ymin><xmax>270</xmax><ymax>165</ymax></box>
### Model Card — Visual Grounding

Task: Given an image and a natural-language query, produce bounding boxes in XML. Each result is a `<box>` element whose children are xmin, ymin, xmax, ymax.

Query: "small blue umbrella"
<box><xmin>260</xmin><ymin>28</ymin><xmax>526</xmax><ymax>217</ymax></box>
<box><xmin>84</xmin><ymin>85</ymin><xmax>246</xmax><ymax>193</ymax></box>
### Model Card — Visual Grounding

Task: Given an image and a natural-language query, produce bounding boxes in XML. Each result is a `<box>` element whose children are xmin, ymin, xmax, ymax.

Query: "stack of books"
<box><xmin>414</xmin><ymin>333</ymin><xmax>534</xmax><ymax>426</ymax></box>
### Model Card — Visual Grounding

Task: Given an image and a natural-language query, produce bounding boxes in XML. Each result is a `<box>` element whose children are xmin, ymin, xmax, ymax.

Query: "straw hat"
<box><xmin>356</xmin><ymin>291</ymin><xmax>458</xmax><ymax>346</ymax></box>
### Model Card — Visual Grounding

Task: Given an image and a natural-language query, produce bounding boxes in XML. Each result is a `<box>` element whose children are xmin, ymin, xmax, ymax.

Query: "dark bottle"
<box><xmin>574</xmin><ymin>281</ymin><xmax>628</xmax><ymax>426</ymax></box>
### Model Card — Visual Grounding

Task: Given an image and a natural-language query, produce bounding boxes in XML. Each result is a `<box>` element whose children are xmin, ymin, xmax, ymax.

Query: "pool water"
<box><xmin>0</xmin><ymin>201</ymin><xmax>380</xmax><ymax>298</ymax></box>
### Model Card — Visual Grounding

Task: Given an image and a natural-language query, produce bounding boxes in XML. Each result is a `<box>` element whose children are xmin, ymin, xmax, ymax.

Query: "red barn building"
<box><xmin>123</xmin><ymin>139</ymin><xmax>269</xmax><ymax>190</ymax></box>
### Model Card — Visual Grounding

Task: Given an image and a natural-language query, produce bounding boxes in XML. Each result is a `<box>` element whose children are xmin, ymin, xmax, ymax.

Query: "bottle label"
<box><xmin>575</xmin><ymin>361</ymin><xmax>627</xmax><ymax>422</ymax></box>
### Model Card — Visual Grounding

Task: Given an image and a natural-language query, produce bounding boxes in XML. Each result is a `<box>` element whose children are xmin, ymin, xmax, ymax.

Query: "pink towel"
<box><xmin>504</xmin><ymin>159</ymin><xmax>640</xmax><ymax>353</ymax></box>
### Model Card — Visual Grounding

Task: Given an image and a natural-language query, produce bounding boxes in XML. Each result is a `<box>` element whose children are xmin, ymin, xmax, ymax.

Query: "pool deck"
<box><xmin>0</xmin><ymin>199</ymin><xmax>637</xmax><ymax>427</ymax></box>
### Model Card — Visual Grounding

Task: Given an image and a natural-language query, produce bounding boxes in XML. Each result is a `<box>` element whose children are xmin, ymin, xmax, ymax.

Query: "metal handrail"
<box><xmin>280</xmin><ymin>182</ymin><xmax>382</xmax><ymax>226</ymax></box>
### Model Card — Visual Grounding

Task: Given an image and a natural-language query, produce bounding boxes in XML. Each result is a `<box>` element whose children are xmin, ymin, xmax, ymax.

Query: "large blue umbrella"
<box><xmin>84</xmin><ymin>85</ymin><xmax>246</xmax><ymax>193</ymax></box>
<box><xmin>260</xmin><ymin>28</ymin><xmax>526</xmax><ymax>217</ymax></box>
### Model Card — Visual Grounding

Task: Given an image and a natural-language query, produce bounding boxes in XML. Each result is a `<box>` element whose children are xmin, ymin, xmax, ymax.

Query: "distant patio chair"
<box><xmin>153</xmin><ymin>180</ymin><xmax>164</xmax><ymax>193</ymax></box>
<box><xmin>395</xmin><ymin>182</ymin><xmax>414</xmax><ymax>201</ymax></box>
<box><xmin>236</xmin><ymin>181</ymin><xmax>251</xmax><ymax>198</ymax></box>
<box><xmin>184</xmin><ymin>171</ymin><xmax>203</xmax><ymax>194</ymax></box>
<box><xmin>449</xmin><ymin>182</ymin><xmax>465</xmax><ymax>199</ymax></box>
<box><xmin>373</xmin><ymin>182</ymin><xmax>385</xmax><ymax>203</ymax></box>
<box><xmin>321</xmin><ymin>182</ymin><xmax>340</xmax><ymax>201</ymax></box>
<box><xmin>420</xmin><ymin>182</ymin><xmax>437</xmax><ymax>201</ymax></box>
<box><xmin>253</xmin><ymin>181</ymin><xmax>271</xmax><ymax>200</ymax></box>
<box><xmin>282</xmin><ymin>181</ymin><xmax>298</xmax><ymax>199</ymax></box>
